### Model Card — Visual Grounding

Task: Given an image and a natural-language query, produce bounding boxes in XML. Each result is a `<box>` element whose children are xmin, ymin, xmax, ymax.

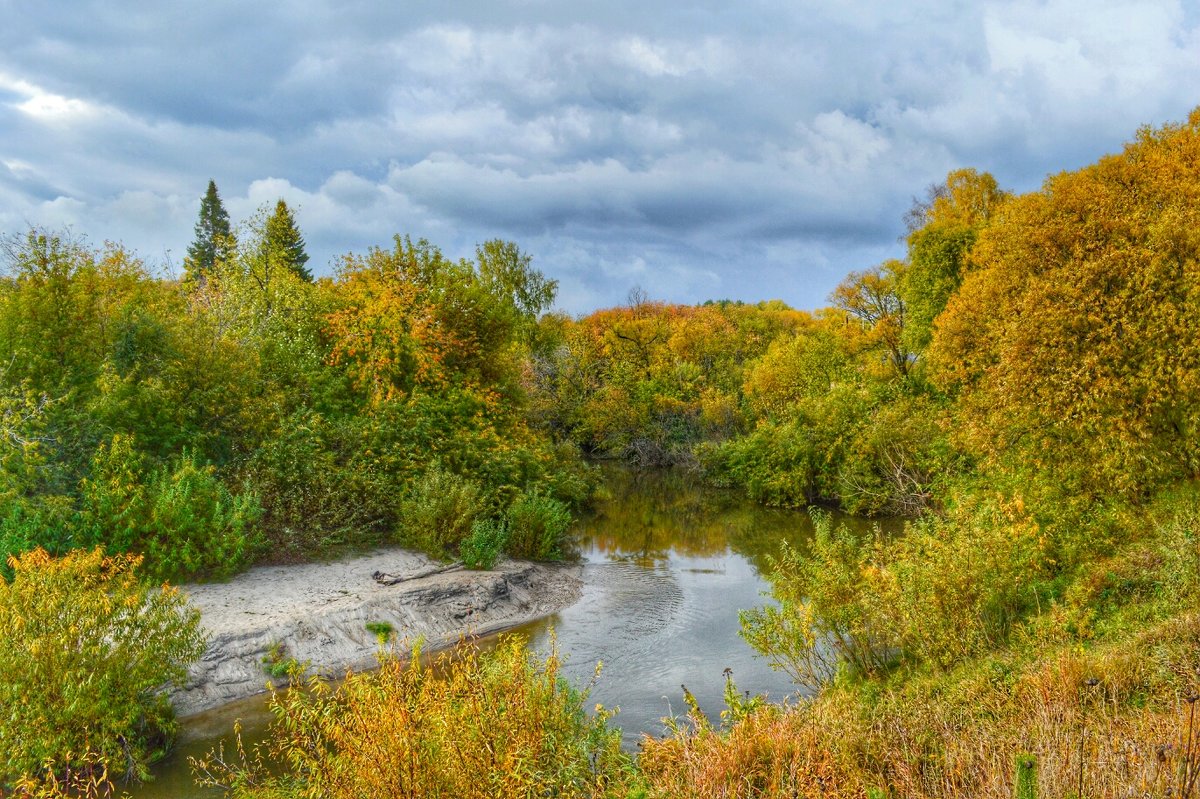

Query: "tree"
<box><xmin>901</xmin><ymin>169</ymin><xmax>1008</xmax><ymax>352</ymax></box>
<box><xmin>476</xmin><ymin>239</ymin><xmax>555</xmax><ymax>322</ymax></box>
<box><xmin>184</xmin><ymin>180</ymin><xmax>235</xmax><ymax>284</ymax></box>
<box><xmin>929</xmin><ymin>110</ymin><xmax>1200</xmax><ymax>496</ymax></box>
<box><xmin>262</xmin><ymin>198</ymin><xmax>311</xmax><ymax>281</ymax></box>
<box><xmin>830</xmin><ymin>260</ymin><xmax>911</xmax><ymax>379</ymax></box>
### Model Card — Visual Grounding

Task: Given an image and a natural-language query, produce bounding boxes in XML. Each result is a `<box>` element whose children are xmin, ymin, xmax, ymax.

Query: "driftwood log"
<box><xmin>371</xmin><ymin>564</ymin><xmax>463</xmax><ymax>586</ymax></box>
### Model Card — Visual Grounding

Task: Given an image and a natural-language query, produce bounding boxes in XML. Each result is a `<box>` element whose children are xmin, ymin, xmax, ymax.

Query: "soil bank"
<box><xmin>173</xmin><ymin>549</ymin><xmax>583</xmax><ymax>717</ymax></box>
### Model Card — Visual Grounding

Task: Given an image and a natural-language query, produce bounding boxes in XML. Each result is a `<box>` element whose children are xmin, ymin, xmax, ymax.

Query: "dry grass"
<box><xmin>639</xmin><ymin>613</ymin><xmax>1200</xmax><ymax>799</ymax></box>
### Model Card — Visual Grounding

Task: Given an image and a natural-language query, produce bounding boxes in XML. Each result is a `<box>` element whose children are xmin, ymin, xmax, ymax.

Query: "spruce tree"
<box><xmin>184</xmin><ymin>180</ymin><xmax>235</xmax><ymax>283</ymax></box>
<box><xmin>263</xmin><ymin>199</ymin><xmax>312</xmax><ymax>281</ymax></box>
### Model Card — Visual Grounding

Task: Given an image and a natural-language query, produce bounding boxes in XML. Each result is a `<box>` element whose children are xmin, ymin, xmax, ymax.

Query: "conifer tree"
<box><xmin>184</xmin><ymin>179</ymin><xmax>235</xmax><ymax>283</ymax></box>
<box><xmin>263</xmin><ymin>199</ymin><xmax>312</xmax><ymax>281</ymax></box>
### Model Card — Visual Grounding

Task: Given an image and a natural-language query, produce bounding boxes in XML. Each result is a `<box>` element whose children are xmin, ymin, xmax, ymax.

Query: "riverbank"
<box><xmin>173</xmin><ymin>549</ymin><xmax>583</xmax><ymax>716</ymax></box>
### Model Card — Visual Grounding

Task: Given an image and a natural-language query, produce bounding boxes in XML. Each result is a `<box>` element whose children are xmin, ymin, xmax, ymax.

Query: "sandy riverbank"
<box><xmin>173</xmin><ymin>549</ymin><xmax>583</xmax><ymax>716</ymax></box>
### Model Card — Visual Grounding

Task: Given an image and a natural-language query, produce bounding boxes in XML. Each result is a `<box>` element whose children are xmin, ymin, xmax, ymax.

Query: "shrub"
<box><xmin>193</xmin><ymin>637</ymin><xmax>634</xmax><ymax>799</ymax></box>
<box><xmin>139</xmin><ymin>452</ymin><xmax>262</xmax><ymax>581</ymax></box>
<box><xmin>744</xmin><ymin>498</ymin><xmax>1049</xmax><ymax>683</ymax></box>
<box><xmin>460</xmin><ymin>517</ymin><xmax>509</xmax><ymax>570</ymax></box>
<box><xmin>261</xmin><ymin>641</ymin><xmax>305</xmax><ymax>681</ymax></box>
<box><xmin>241</xmin><ymin>412</ymin><xmax>387</xmax><ymax>558</ymax></box>
<box><xmin>394</xmin><ymin>465</ymin><xmax>484</xmax><ymax>558</ymax></box>
<box><xmin>506</xmin><ymin>489</ymin><xmax>572</xmax><ymax>560</ymax></box>
<box><xmin>79</xmin><ymin>438</ymin><xmax>262</xmax><ymax>582</ymax></box>
<box><xmin>0</xmin><ymin>496</ymin><xmax>77</xmax><ymax>580</ymax></box>
<box><xmin>364</xmin><ymin>621</ymin><xmax>395</xmax><ymax>643</ymax></box>
<box><xmin>0</xmin><ymin>548</ymin><xmax>206</xmax><ymax>789</ymax></box>
<box><xmin>740</xmin><ymin>512</ymin><xmax>895</xmax><ymax>690</ymax></box>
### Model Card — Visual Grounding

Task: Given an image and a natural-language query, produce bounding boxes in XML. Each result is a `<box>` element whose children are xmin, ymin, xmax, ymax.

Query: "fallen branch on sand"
<box><xmin>372</xmin><ymin>564</ymin><xmax>463</xmax><ymax>586</ymax></box>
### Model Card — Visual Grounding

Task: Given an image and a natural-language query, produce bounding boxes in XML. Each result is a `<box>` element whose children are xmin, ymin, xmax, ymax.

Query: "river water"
<box><xmin>133</xmin><ymin>466</ymin><xmax>892</xmax><ymax>797</ymax></box>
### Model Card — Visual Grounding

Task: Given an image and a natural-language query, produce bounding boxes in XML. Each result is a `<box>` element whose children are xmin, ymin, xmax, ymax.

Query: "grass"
<box><xmin>365</xmin><ymin>621</ymin><xmax>394</xmax><ymax>643</ymax></box>
<box><xmin>260</xmin><ymin>641</ymin><xmax>304</xmax><ymax>681</ymax></box>
<box><xmin>195</xmin><ymin>635</ymin><xmax>636</xmax><ymax>798</ymax></box>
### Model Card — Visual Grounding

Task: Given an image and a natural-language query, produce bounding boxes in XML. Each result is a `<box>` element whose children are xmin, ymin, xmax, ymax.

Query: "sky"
<box><xmin>1</xmin><ymin>1</ymin><xmax>1198</xmax><ymax>314</ymax></box>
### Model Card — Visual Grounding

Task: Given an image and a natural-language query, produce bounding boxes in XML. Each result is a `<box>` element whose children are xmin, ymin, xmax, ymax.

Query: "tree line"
<box><xmin>0</xmin><ymin>184</ymin><xmax>590</xmax><ymax>586</ymax></box>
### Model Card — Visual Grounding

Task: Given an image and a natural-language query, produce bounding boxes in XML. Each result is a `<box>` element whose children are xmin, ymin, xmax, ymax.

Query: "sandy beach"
<box><xmin>173</xmin><ymin>549</ymin><xmax>583</xmax><ymax>716</ymax></box>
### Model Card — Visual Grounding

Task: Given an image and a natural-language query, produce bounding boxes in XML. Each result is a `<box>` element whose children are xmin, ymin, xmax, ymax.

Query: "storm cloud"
<box><xmin>2</xmin><ymin>0</ymin><xmax>1198</xmax><ymax>311</ymax></box>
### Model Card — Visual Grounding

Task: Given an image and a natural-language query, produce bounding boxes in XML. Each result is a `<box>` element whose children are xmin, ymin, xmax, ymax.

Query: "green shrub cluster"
<box><xmin>505</xmin><ymin>489</ymin><xmax>573</xmax><ymax>560</ymax></box>
<box><xmin>393</xmin><ymin>471</ymin><xmax>575</xmax><ymax>566</ymax></box>
<box><xmin>0</xmin><ymin>228</ymin><xmax>592</xmax><ymax>578</ymax></box>
<box><xmin>394</xmin><ymin>465</ymin><xmax>483</xmax><ymax>558</ymax></box>
<box><xmin>708</xmin><ymin>386</ymin><xmax>952</xmax><ymax>517</ymax></box>
<box><xmin>459</xmin><ymin>517</ymin><xmax>509</xmax><ymax>570</ymax></box>
<box><xmin>0</xmin><ymin>435</ymin><xmax>261</xmax><ymax>582</ymax></box>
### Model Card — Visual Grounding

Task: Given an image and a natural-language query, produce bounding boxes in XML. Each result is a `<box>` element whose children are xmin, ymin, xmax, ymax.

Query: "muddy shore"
<box><xmin>173</xmin><ymin>549</ymin><xmax>583</xmax><ymax>716</ymax></box>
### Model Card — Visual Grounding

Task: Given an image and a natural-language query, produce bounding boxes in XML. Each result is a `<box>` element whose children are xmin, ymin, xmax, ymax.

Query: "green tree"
<box><xmin>184</xmin><ymin>180</ymin><xmax>236</xmax><ymax>284</ymax></box>
<box><xmin>476</xmin><ymin>239</ymin><xmax>556</xmax><ymax>344</ymax></box>
<box><xmin>262</xmin><ymin>199</ymin><xmax>311</xmax><ymax>281</ymax></box>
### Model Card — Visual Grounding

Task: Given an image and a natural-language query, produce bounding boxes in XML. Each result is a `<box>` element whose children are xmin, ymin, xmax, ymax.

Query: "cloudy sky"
<box><xmin>1</xmin><ymin>1</ymin><xmax>1198</xmax><ymax>313</ymax></box>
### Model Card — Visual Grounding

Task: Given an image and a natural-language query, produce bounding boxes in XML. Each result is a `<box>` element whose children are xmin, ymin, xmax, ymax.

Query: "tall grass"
<box><xmin>193</xmin><ymin>636</ymin><xmax>636</xmax><ymax>799</ymax></box>
<box><xmin>641</xmin><ymin>609</ymin><xmax>1200</xmax><ymax>798</ymax></box>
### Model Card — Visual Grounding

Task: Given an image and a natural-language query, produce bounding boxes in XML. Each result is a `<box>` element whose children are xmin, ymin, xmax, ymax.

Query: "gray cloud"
<box><xmin>1</xmin><ymin>0</ymin><xmax>1198</xmax><ymax>311</ymax></box>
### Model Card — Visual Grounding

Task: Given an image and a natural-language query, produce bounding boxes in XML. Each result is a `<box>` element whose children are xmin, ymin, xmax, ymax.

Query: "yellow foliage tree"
<box><xmin>930</xmin><ymin>109</ymin><xmax>1200</xmax><ymax>496</ymax></box>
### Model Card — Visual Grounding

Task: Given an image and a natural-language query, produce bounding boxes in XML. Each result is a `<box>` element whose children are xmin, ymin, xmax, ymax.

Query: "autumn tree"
<box><xmin>929</xmin><ymin>110</ymin><xmax>1200</xmax><ymax>496</ymax></box>
<box><xmin>326</xmin><ymin>236</ymin><xmax>552</xmax><ymax>404</ymax></box>
<box><xmin>742</xmin><ymin>325</ymin><xmax>851</xmax><ymax>421</ymax></box>
<box><xmin>830</xmin><ymin>260</ymin><xmax>911</xmax><ymax>379</ymax></box>
<box><xmin>184</xmin><ymin>180</ymin><xmax>236</xmax><ymax>284</ymax></box>
<box><xmin>901</xmin><ymin>168</ymin><xmax>1008</xmax><ymax>352</ymax></box>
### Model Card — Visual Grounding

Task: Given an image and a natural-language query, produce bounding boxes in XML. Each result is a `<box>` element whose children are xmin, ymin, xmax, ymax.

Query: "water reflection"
<box><xmin>498</xmin><ymin>464</ymin><xmax>897</xmax><ymax>747</ymax></box>
<box><xmin>133</xmin><ymin>465</ymin><xmax>897</xmax><ymax>795</ymax></box>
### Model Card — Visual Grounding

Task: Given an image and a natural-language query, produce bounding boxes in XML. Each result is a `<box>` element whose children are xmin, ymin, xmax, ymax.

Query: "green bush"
<box><xmin>505</xmin><ymin>489</ymin><xmax>572</xmax><ymax>561</ymax></box>
<box><xmin>0</xmin><ymin>497</ymin><xmax>77</xmax><ymax>580</ymax></box>
<box><xmin>740</xmin><ymin>512</ymin><xmax>895</xmax><ymax>689</ymax></box>
<box><xmin>79</xmin><ymin>438</ymin><xmax>262</xmax><ymax>582</ymax></box>
<box><xmin>743</xmin><ymin>497</ymin><xmax>1051</xmax><ymax>683</ymax></box>
<box><xmin>395</xmin><ymin>465</ymin><xmax>484</xmax><ymax>558</ymax></box>
<box><xmin>0</xmin><ymin>548</ymin><xmax>206</xmax><ymax>788</ymax></box>
<box><xmin>241</xmin><ymin>413</ymin><xmax>386</xmax><ymax>558</ymax></box>
<box><xmin>460</xmin><ymin>517</ymin><xmax>509</xmax><ymax>570</ymax></box>
<box><xmin>364</xmin><ymin>621</ymin><xmax>395</xmax><ymax>643</ymax></box>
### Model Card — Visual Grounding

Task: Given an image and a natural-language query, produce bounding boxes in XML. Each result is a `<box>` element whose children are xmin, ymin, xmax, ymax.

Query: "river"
<box><xmin>133</xmin><ymin>465</ymin><xmax>894</xmax><ymax>797</ymax></box>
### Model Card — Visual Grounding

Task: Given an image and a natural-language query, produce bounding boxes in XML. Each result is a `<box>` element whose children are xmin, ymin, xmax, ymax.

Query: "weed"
<box><xmin>364</xmin><ymin>621</ymin><xmax>394</xmax><ymax>644</ymax></box>
<box><xmin>261</xmin><ymin>641</ymin><xmax>304</xmax><ymax>681</ymax></box>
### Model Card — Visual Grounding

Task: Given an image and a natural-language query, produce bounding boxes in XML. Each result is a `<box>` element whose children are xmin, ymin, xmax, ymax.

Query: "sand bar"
<box><xmin>173</xmin><ymin>549</ymin><xmax>583</xmax><ymax>716</ymax></box>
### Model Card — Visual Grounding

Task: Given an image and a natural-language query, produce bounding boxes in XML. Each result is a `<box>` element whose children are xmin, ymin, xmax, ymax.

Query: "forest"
<box><xmin>3</xmin><ymin>109</ymin><xmax>1200</xmax><ymax>797</ymax></box>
